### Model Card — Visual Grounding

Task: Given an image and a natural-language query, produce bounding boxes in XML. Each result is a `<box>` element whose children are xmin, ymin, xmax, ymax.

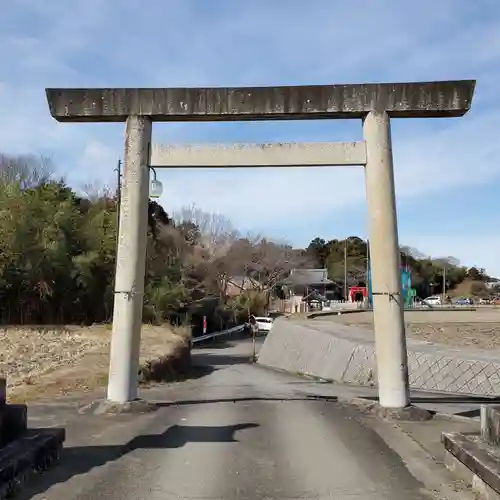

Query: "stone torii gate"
<box><xmin>45</xmin><ymin>80</ymin><xmax>475</xmax><ymax>411</ymax></box>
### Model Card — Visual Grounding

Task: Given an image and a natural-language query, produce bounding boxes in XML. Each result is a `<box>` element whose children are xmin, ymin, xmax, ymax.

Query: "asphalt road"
<box><xmin>26</xmin><ymin>338</ymin><xmax>461</xmax><ymax>500</ymax></box>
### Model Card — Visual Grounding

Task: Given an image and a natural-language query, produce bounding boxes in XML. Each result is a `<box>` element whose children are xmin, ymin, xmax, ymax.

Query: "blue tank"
<box><xmin>367</xmin><ymin>266</ymin><xmax>412</xmax><ymax>307</ymax></box>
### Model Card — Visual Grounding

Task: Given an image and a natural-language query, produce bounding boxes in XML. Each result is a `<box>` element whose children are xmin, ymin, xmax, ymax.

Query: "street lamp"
<box><xmin>115</xmin><ymin>161</ymin><xmax>164</xmax><ymax>201</ymax></box>
<box><xmin>149</xmin><ymin>167</ymin><xmax>163</xmax><ymax>199</ymax></box>
<box><xmin>115</xmin><ymin>160</ymin><xmax>163</xmax><ymax>243</ymax></box>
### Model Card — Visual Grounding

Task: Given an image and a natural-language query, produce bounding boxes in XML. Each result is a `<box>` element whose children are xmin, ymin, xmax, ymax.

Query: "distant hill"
<box><xmin>305</xmin><ymin>236</ymin><xmax>493</xmax><ymax>299</ymax></box>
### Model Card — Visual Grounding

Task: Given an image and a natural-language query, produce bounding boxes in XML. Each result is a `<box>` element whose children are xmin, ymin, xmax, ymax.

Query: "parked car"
<box><xmin>255</xmin><ymin>316</ymin><xmax>274</xmax><ymax>333</ymax></box>
<box><xmin>422</xmin><ymin>295</ymin><xmax>442</xmax><ymax>306</ymax></box>
<box><xmin>454</xmin><ymin>297</ymin><xmax>472</xmax><ymax>306</ymax></box>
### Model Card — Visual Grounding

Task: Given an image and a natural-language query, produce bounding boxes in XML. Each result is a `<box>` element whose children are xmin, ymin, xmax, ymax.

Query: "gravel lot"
<box><xmin>0</xmin><ymin>324</ymin><xmax>189</xmax><ymax>402</ymax></box>
<box><xmin>318</xmin><ymin>310</ymin><xmax>500</xmax><ymax>350</ymax></box>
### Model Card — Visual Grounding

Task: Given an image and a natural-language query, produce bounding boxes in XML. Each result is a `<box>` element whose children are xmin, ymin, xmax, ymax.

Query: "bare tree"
<box><xmin>173</xmin><ymin>204</ymin><xmax>240</xmax><ymax>259</ymax></box>
<box><xmin>434</xmin><ymin>256</ymin><xmax>461</xmax><ymax>268</ymax></box>
<box><xmin>400</xmin><ymin>245</ymin><xmax>426</xmax><ymax>260</ymax></box>
<box><xmin>246</xmin><ymin>240</ymin><xmax>306</xmax><ymax>292</ymax></box>
<box><xmin>0</xmin><ymin>153</ymin><xmax>53</xmax><ymax>188</ymax></box>
<box><xmin>79</xmin><ymin>180</ymin><xmax>115</xmax><ymax>202</ymax></box>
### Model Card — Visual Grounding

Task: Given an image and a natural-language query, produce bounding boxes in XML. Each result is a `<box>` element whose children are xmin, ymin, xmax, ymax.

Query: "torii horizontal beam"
<box><xmin>43</xmin><ymin>78</ymin><xmax>476</xmax><ymax>410</ymax></box>
<box><xmin>45</xmin><ymin>80</ymin><xmax>475</xmax><ymax>122</ymax></box>
<box><xmin>150</xmin><ymin>142</ymin><xmax>367</xmax><ymax>167</ymax></box>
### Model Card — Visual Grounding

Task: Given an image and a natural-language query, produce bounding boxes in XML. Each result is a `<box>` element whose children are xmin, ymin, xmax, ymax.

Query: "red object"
<box><xmin>202</xmin><ymin>316</ymin><xmax>207</xmax><ymax>334</ymax></box>
<box><xmin>349</xmin><ymin>286</ymin><xmax>367</xmax><ymax>301</ymax></box>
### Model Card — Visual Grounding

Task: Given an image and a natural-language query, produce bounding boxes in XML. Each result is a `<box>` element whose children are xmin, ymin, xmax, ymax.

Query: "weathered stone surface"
<box><xmin>46</xmin><ymin>81</ymin><xmax>475</xmax><ymax>122</ymax></box>
<box><xmin>345</xmin><ymin>398</ymin><xmax>432</xmax><ymax>421</ymax></box>
<box><xmin>0</xmin><ymin>404</ymin><xmax>27</xmax><ymax>447</ymax></box>
<box><xmin>151</xmin><ymin>141</ymin><xmax>367</xmax><ymax>167</ymax></box>
<box><xmin>0</xmin><ymin>380</ymin><xmax>5</xmax><ymax>407</ymax></box>
<box><xmin>257</xmin><ymin>318</ymin><xmax>500</xmax><ymax>397</ymax></box>
<box><xmin>444</xmin><ymin>449</ymin><xmax>500</xmax><ymax>500</ymax></box>
<box><xmin>443</xmin><ymin>432</ymin><xmax>500</xmax><ymax>497</ymax></box>
<box><xmin>79</xmin><ymin>398</ymin><xmax>158</xmax><ymax>415</ymax></box>
<box><xmin>343</xmin><ymin>397</ymin><xmax>430</xmax><ymax>420</ymax></box>
<box><xmin>0</xmin><ymin>428</ymin><xmax>65</xmax><ymax>499</ymax></box>
<box><xmin>482</xmin><ymin>406</ymin><xmax>500</xmax><ymax>445</ymax></box>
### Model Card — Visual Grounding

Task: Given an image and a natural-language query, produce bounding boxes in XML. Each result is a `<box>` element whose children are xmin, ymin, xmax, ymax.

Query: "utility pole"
<box><xmin>365</xmin><ymin>239</ymin><xmax>370</xmax><ymax>309</ymax></box>
<box><xmin>344</xmin><ymin>239</ymin><xmax>348</xmax><ymax>301</ymax></box>
<box><xmin>443</xmin><ymin>267</ymin><xmax>447</xmax><ymax>301</ymax></box>
<box><xmin>114</xmin><ymin>159</ymin><xmax>122</xmax><ymax>268</ymax></box>
<box><xmin>366</xmin><ymin>239</ymin><xmax>370</xmax><ymax>283</ymax></box>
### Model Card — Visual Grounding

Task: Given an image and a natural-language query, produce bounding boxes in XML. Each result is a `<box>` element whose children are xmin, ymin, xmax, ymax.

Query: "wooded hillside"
<box><xmin>1</xmin><ymin>153</ymin><xmax>495</xmax><ymax>329</ymax></box>
<box><xmin>305</xmin><ymin>236</ymin><xmax>495</xmax><ymax>299</ymax></box>
<box><xmin>0</xmin><ymin>154</ymin><xmax>309</xmax><ymax>329</ymax></box>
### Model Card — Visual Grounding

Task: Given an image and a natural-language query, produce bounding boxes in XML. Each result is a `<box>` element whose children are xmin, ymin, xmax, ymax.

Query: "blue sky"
<box><xmin>1</xmin><ymin>0</ymin><xmax>500</xmax><ymax>276</ymax></box>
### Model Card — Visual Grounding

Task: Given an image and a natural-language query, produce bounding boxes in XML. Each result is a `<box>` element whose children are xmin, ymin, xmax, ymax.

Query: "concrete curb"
<box><xmin>443</xmin><ymin>432</ymin><xmax>500</xmax><ymax>499</ymax></box>
<box><xmin>0</xmin><ymin>428</ymin><xmax>65</xmax><ymax>499</ymax></box>
<box><xmin>341</xmin><ymin>395</ymin><xmax>482</xmax><ymax>424</ymax></box>
<box><xmin>307</xmin><ymin>309</ymin><xmax>366</xmax><ymax>319</ymax></box>
<box><xmin>79</xmin><ymin>398</ymin><xmax>159</xmax><ymax>415</ymax></box>
<box><xmin>257</xmin><ymin>319</ymin><xmax>500</xmax><ymax>397</ymax></box>
<box><xmin>339</xmin><ymin>396</ymin><xmax>432</xmax><ymax>421</ymax></box>
<box><xmin>307</xmin><ymin>307</ymin><xmax>478</xmax><ymax>319</ymax></box>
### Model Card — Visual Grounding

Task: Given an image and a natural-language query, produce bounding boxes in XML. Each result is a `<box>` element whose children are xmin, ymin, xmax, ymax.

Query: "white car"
<box><xmin>422</xmin><ymin>295</ymin><xmax>442</xmax><ymax>306</ymax></box>
<box><xmin>255</xmin><ymin>317</ymin><xmax>274</xmax><ymax>333</ymax></box>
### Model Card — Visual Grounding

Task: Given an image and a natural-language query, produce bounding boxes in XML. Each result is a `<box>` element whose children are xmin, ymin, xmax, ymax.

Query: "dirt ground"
<box><xmin>0</xmin><ymin>324</ymin><xmax>190</xmax><ymax>403</ymax></box>
<box><xmin>319</xmin><ymin>310</ymin><xmax>500</xmax><ymax>350</ymax></box>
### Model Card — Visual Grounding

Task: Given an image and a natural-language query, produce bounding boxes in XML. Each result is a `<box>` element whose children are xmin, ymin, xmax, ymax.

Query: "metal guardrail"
<box><xmin>191</xmin><ymin>324</ymin><xmax>247</xmax><ymax>344</ymax></box>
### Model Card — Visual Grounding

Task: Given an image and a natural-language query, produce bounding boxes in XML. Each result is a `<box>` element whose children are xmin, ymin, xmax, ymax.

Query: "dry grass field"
<box><xmin>318</xmin><ymin>310</ymin><xmax>500</xmax><ymax>350</ymax></box>
<box><xmin>0</xmin><ymin>324</ymin><xmax>190</xmax><ymax>403</ymax></box>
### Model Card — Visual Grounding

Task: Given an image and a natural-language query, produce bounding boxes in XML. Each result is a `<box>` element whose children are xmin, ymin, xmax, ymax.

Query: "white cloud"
<box><xmin>0</xmin><ymin>0</ymin><xmax>499</xmax><ymax>272</ymax></box>
<box><xmin>154</xmin><ymin>107</ymin><xmax>500</xmax><ymax>226</ymax></box>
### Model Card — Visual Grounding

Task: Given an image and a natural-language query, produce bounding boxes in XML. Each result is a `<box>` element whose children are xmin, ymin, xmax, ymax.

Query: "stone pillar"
<box><xmin>107</xmin><ymin>116</ymin><xmax>152</xmax><ymax>404</ymax></box>
<box><xmin>363</xmin><ymin>111</ymin><xmax>410</xmax><ymax>409</ymax></box>
<box><xmin>0</xmin><ymin>378</ymin><xmax>5</xmax><ymax>406</ymax></box>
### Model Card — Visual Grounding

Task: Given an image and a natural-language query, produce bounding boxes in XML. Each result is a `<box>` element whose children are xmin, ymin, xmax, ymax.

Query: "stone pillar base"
<box><xmin>346</xmin><ymin>397</ymin><xmax>432</xmax><ymax>421</ymax></box>
<box><xmin>79</xmin><ymin>398</ymin><xmax>159</xmax><ymax>415</ymax></box>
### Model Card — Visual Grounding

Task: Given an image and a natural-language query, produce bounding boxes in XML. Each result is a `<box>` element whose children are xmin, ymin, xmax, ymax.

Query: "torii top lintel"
<box><xmin>45</xmin><ymin>80</ymin><xmax>475</xmax><ymax>123</ymax></box>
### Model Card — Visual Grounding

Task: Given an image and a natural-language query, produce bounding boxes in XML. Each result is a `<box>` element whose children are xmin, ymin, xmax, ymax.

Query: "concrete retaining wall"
<box><xmin>257</xmin><ymin>319</ymin><xmax>500</xmax><ymax>397</ymax></box>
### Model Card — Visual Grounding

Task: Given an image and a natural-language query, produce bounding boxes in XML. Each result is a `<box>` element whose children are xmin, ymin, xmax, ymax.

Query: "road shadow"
<box><xmin>191</xmin><ymin>353</ymin><xmax>253</xmax><ymax>366</ymax></box>
<box><xmin>184</xmin><ymin>364</ymin><xmax>216</xmax><ymax>378</ymax></box>
<box><xmin>154</xmin><ymin>394</ymin><xmax>338</xmax><ymax>407</ymax></box>
<box><xmin>362</xmin><ymin>394</ymin><xmax>500</xmax><ymax>418</ymax></box>
<box><xmin>16</xmin><ymin>423</ymin><xmax>259</xmax><ymax>499</ymax></box>
<box><xmin>192</xmin><ymin>340</ymin><xmax>236</xmax><ymax>350</ymax></box>
<box><xmin>456</xmin><ymin>408</ymin><xmax>481</xmax><ymax>418</ymax></box>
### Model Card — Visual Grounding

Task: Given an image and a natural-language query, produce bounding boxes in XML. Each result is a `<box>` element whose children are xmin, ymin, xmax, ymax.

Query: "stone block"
<box><xmin>482</xmin><ymin>406</ymin><xmax>500</xmax><ymax>445</ymax></box>
<box><xmin>443</xmin><ymin>432</ymin><xmax>500</xmax><ymax>498</ymax></box>
<box><xmin>0</xmin><ymin>380</ymin><xmax>5</xmax><ymax>407</ymax></box>
<box><xmin>0</xmin><ymin>428</ymin><xmax>65</xmax><ymax>499</ymax></box>
<box><xmin>0</xmin><ymin>405</ymin><xmax>28</xmax><ymax>447</ymax></box>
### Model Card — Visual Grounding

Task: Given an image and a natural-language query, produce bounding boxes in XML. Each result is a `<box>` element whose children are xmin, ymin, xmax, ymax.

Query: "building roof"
<box><xmin>280</xmin><ymin>268</ymin><xmax>334</xmax><ymax>287</ymax></box>
<box><xmin>302</xmin><ymin>290</ymin><xmax>329</xmax><ymax>302</ymax></box>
